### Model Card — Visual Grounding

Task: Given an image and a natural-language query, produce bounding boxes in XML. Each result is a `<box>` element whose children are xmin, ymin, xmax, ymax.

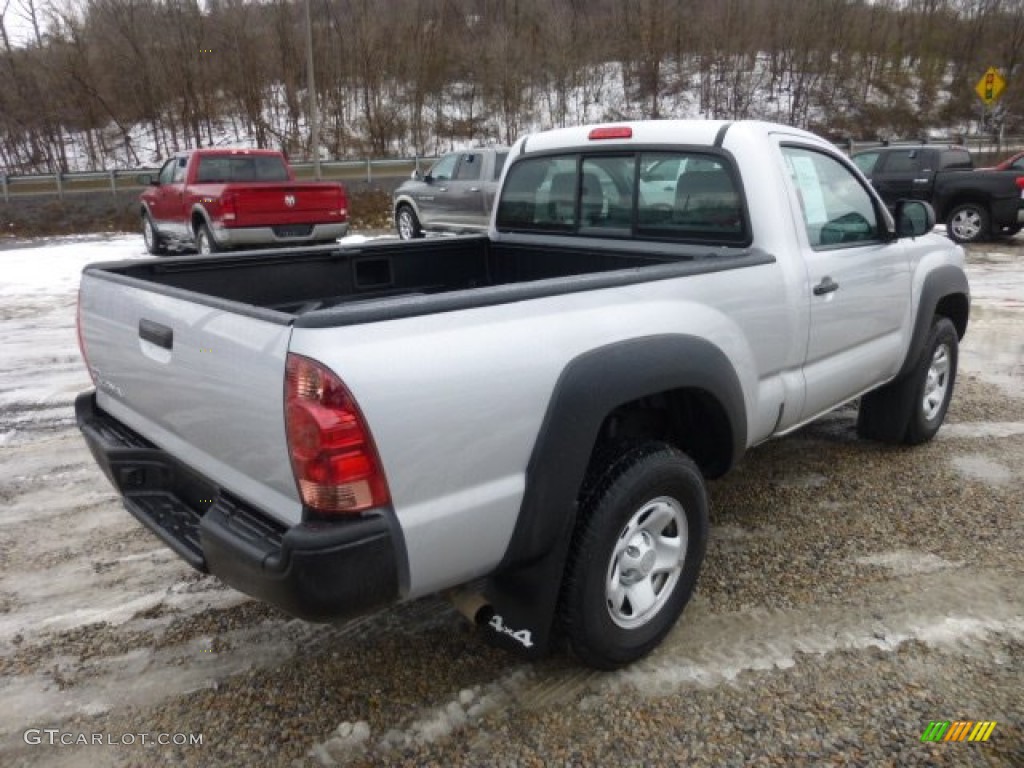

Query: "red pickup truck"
<box><xmin>139</xmin><ymin>149</ymin><xmax>349</xmax><ymax>255</ymax></box>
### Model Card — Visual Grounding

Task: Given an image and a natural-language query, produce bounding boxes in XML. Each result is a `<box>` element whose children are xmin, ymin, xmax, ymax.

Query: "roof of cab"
<box><xmin>518</xmin><ymin>119</ymin><xmax>826</xmax><ymax>155</ymax></box>
<box><xmin>177</xmin><ymin>148</ymin><xmax>285</xmax><ymax>157</ymax></box>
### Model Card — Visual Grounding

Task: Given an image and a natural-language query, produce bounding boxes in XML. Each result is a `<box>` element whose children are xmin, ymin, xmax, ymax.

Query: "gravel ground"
<box><xmin>1</xmin><ymin>240</ymin><xmax>1021</xmax><ymax>767</ymax></box>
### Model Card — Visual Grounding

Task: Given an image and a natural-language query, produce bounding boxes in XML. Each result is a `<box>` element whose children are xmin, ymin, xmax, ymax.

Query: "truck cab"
<box><xmin>853</xmin><ymin>145</ymin><xmax>972</xmax><ymax>204</ymax></box>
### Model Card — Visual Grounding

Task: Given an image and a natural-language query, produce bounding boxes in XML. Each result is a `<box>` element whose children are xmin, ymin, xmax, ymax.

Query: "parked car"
<box><xmin>139</xmin><ymin>148</ymin><xmax>349</xmax><ymax>255</ymax></box>
<box><xmin>78</xmin><ymin>120</ymin><xmax>968</xmax><ymax>669</ymax></box>
<box><xmin>393</xmin><ymin>147</ymin><xmax>509</xmax><ymax>238</ymax></box>
<box><xmin>851</xmin><ymin>144</ymin><xmax>1024</xmax><ymax>242</ymax></box>
<box><xmin>980</xmin><ymin>150</ymin><xmax>1024</xmax><ymax>172</ymax></box>
<box><xmin>638</xmin><ymin>155</ymin><xmax>723</xmax><ymax>208</ymax></box>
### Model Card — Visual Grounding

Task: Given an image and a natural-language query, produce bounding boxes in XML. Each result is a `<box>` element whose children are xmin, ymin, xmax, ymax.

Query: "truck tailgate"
<box><xmin>78</xmin><ymin>270</ymin><xmax>302</xmax><ymax>526</ymax></box>
<box><xmin>228</xmin><ymin>184</ymin><xmax>344</xmax><ymax>227</ymax></box>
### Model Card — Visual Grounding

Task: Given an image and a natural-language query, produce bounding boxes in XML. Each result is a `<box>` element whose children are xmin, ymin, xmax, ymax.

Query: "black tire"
<box><xmin>395</xmin><ymin>204</ymin><xmax>424</xmax><ymax>240</ymax></box>
<box><xmin>195</xmin><ymin>221</ymin><xmax>219</xmax><ymax>255</ymax></box>
<box><xmin>857</xmin><ymin>317</ymin><xmax>958</xmax><ymax>445</ymax></box>
<box><xmin>142</xmin><ymin>213</ymin><xmax>166</xmax><ymax>255</ymax></box>
<box><xmin>559</xmin><ymin>442</ymin><xmax>709</xmax><ymax>669</ymax></box>
<box><xmin>946</xmin><ymin>203</ymin><xmax>990</xmax><ymax>244</ymax></box>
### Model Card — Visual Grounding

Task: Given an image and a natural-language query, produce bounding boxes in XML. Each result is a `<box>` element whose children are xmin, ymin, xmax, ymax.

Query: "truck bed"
<box><xmin>87</xmin><ymin>235</ymin><xmax>764</xmax><ymax>327</ymax></box>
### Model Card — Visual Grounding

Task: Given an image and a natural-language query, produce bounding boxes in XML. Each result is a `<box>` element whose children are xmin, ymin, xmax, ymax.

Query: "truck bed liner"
<box><xmin>85</xmin><ymin>235</ymin><xmax>760</xmax><ymax>326</ymax></box>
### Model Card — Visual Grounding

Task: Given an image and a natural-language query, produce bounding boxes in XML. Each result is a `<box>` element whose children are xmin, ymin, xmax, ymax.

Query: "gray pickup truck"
<box><xmin>393</xmin><ymin>147</ymin><xmax>509</xmax><ymax>238</ymax></box>
<box><xmin>76</xmin><ymin>120</ymin><xmax>969</xmax><ymax>669</ymax></box>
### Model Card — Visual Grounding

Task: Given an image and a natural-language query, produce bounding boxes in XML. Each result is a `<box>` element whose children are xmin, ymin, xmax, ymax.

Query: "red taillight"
<box><xmin>1015</xmin><ymin>176</ymin><xmax>1024</xmax><ymax>191</ymax></box>
<box><xmin>76</xmin><ymin>286</ymin><xmax>96</xmax><ymax>384</ymax></box>
<box><xmin>588</xmin><ymin>126</ymin><xmax>633</xmax><ymax>141</ymax></box>
<box><xmin>285</xmin><ymin>354</ymin><xmax>389</xmax><ymax>515</ymax></box>
<box><xmin>222</xmin><ymin>193</ymin><xmax>237</xmax><ymax>222</ymax></box>
<box><xmin>338</xmin><ymin>186</ymin><xmax>349</xmax><ymax>221</ymax></box>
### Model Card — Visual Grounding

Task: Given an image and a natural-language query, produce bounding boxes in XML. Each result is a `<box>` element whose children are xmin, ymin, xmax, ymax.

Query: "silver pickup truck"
<box><xmin>76</xmin><ymin>120</ymin><xmax>969</xmax><ymax>669</ymax></box>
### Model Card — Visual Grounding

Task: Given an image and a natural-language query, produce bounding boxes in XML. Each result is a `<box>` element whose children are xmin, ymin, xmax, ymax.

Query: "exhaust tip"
<box><xmin>449</xmin><ymin>590</ymin><xmax>492</xmax><ymax>626</ymax></box>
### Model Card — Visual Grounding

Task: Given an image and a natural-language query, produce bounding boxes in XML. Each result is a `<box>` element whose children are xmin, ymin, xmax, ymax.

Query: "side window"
<box><xmin>782</xmin><ymin>146</ymin><xmax>881</xmax><ymax>249</ymax></box>
<box><xmin>851</xmin><ymin>152</ymin><xmax>880</xmax><ymax>176</ymax></box>
<box><xmin>157</xmin><ymin>159</ymin><xmax>176</xmax><ymax>185</ymax></box>
<box><xmin>939</xmin><ymin>150</ymin><xmax>972</xmax><ymax>170</ymax></box>
<box><xmin>1012</xmin><ymin>157</ymin><xmax>1024</xmax><ymax>171</ymax></box>
<box><xmin>172</xmin><ymin>157</ymin><xmax>187</xmax><ymax>183</ymax></box>
<box><xmin>879</xmin><ymin>150</ymin><xmax>920</xmax><ymax>174</ymax></box>
<box><xmin>454</xmin><ymin>153</ymin><xmax>483</xmax><ymax>181</ymax></box>
<box><xmin>493</xmin><ymin>152</ymin><xmax>509</xmax><ymax>180</ymax></box>
<box><xmin>429</xmin><ymin>154</ymin><xmax>458</xmax><ymax>182</ymax></box>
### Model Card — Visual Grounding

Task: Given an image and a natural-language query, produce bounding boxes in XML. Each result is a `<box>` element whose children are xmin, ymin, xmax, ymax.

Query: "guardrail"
<box><xmin>2</xmin><ymin>136</ymin><xmax>1023</xmax><ymax>203</ymax></box>
<box><xmin>0</xmin><ymin>157</ymin><xmax>437</xmax><ymax>202</ymax></box>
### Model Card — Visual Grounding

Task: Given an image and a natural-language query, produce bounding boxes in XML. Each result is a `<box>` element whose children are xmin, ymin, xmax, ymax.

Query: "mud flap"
<box><xmin>479</xmin><ymin>511</ymin><xmax>577</xmax><ymax>659</ymax></box>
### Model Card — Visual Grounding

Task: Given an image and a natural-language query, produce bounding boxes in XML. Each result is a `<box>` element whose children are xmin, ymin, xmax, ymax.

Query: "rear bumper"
<box><xmin>212</xmin><ymin>222</ymin><xmax>349</xmax><ymax>247</ymax></box>
<box><xmin>75</xmin><ymin>392</ymin><xmax>399</xmax><ymax>621</ymax></box>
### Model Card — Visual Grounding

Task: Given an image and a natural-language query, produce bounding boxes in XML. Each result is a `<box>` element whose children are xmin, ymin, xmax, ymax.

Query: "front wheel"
<box><xmin>195</xmin><ymin>222</ymin><xmax>219</xmax><ymax>255</ymax></box>
<box><xmin>946</xmin><ymin>203</ymin><xmax>990</xmax><ymax>244</ymax></box>
<box><xmin>142</xmin><ymin>214</ymin><xmax>166</xmax><ymax>255</ymax></box>
<box><xmin>395</xmin><ymin>205</ymin><xmax>424</xmax><ymax>240</ymax></box>
<box><xmin>559</xmin><ymin>443</ymin><xmax>709</xmax><ymax>669</ymax></box>
<box><xmin>857</xmin><ymin>316</ymin><xmax>958</xmax><ymax>445</ymax></box>
<box><xmin>904</xmin><ymin>317</ymin><xmax>958</xmax><ymax>444</ymax></box>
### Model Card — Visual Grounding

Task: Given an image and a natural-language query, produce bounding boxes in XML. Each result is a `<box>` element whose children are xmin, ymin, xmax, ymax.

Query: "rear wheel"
<box><xmin>946</xmin><ymin>203</ymin><xmax>989</xmax><ymax>244</ymax></box>
<box><xmin>142</xmin><ymin>213</ymin><xmax>166</xmax><ymax>255</ymax></box>
<box><xmin>396</xmin><ymin>204</ymin><xmax>424</xmax><ymax>240</ymax></box>
<box><xmin>559</xmin><ymin>443</ymin><xmax>708</xmax><ymax>669</ymax></box>
<box><xmin>195</xmin><ymin>222</ymin><xmax>219</xmax><ymax>255</ymax></box>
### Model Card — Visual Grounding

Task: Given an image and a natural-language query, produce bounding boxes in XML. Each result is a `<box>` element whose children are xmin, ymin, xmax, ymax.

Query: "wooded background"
<box><xmin>2</xmin><ymin>0</ymin><xmax>1022</xmax><ymax>174</ymax></box>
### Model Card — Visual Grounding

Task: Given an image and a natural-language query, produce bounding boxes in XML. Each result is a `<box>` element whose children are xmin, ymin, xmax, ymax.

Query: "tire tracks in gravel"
<box><xmin>307</xmin><ymin>565</ymin><xmax>1023</xmax><ymax>765</ymax></box>
<box><xmin>1</xmin><ymin>407</ymin><xmax>1021</xmax><ymax>766</ymax></box>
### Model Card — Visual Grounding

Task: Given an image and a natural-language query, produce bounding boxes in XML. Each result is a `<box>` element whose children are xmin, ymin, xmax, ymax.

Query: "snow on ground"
<box><xmin>0</xmin><ymin>235</ymin><xmax>146</xmax><ymax>296</ymax></box>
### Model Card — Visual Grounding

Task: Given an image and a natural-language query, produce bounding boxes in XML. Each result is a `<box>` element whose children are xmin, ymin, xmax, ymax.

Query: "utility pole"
<box><xmin>305</xmin><ymin>0</ymin><xmax>321</xmax><ymax>180</ymax></box>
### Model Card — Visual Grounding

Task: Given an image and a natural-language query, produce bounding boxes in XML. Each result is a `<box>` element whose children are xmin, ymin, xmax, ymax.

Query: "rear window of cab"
<box><xmin>496</xmin><ymin>151</ymin><xmax>749</xmax><ymax>246</ymax></box>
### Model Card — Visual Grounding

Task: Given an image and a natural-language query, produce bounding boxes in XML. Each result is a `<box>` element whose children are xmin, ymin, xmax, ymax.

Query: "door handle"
<box><xmin>813</xmin><ymin>277</ymin><xmax>840</xmax><ymax>296</ymax></box>
<box><xmin>437</xmin><ymin>186</ymin><xmax>448</xmax><ymax>192</ymax></box>
<box><xmin>469</xmin><ymin>187</ymin><xmax>480</xmax><ymax>192</ymax></box>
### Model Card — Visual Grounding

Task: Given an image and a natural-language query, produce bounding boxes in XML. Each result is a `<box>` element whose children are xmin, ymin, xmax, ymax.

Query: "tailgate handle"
<box><xmin>139</xmin><ymin>319</ymin><xmax>173</xmax><ymax>350</ymax></box>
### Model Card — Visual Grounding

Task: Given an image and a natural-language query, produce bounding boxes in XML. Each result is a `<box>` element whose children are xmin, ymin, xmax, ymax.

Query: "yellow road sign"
<box><xmin>975</xmin><ymin>67</ymin><xmax>1006</xmax><ymax>105</ymax></box>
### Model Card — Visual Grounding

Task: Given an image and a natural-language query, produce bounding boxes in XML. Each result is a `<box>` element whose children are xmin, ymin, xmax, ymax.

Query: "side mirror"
<box><xmin>894</xmin><ymin>200</ymin><xmax>936</xmax><ymax>238</ymax></box>
<box><xmin>137</xmin><ymin>174</ymin><xmax>156</xmax><ymax>186</ymax></box>
<box><xmin>423</xmin><ymin>173</ymin><xmax>434</xmax><ymax>184</ymax></box>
